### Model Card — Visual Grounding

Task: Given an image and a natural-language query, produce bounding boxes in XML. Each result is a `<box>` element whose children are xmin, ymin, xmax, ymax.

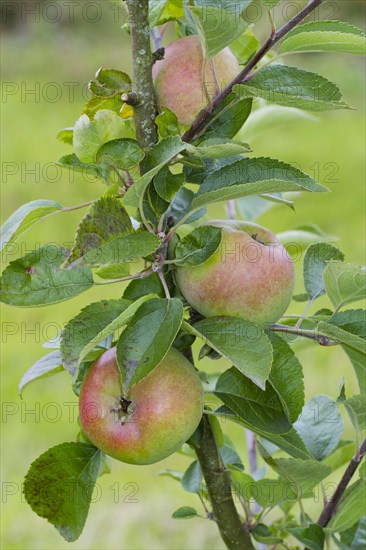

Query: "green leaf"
<box><xmin>279</xmin><ymin>21</ymin><xmax>366</xmax><ymax>56</ymax></box>
<box><xmin>294</xmin><ymin>395</ymin><xmax>344</xmax><ymax>461</ymax></box>
<box><xmin>167</xmin><ymin>187</ymin><xmax>207</xmax><ymax>224</ymax></box>
<box><xmin>230</xmin><ymin>28</ymin><xmax>260</xmax><ymax>64</ymax></box>
<box><xmin>123</xmin><ymin>136</ymin><xmax>186</xmax><ymax>207</ymax></box>
<box><xmin>324</xmin><ymin>262</ymin><xmax>366</xmax><ymax>311</ymax></box>
<box><xmin>116</xmin><ymin>298</ymin><xmax>184</xmax><ymax>389</ymax></box>
<box><xmin>181</xmin><ymin>460</ymin><xmax>203</xmax><ymax>493</ymax></box>
<box><xmin>0</xmin><ymin>246</ymin><xmax>93</xmax><ymax>308</ymax></box>
<box><xmin>149</xmin><ymin>0</ymin><xmax>169</xmax><ymax>26</ymax></box>
<box><xmin>123</xmin><ymin>274</ymin><xmax>164</xmax><ymax>300</ymax></box>
<box><xmin>155</xmin><ymin>108</ymin><xmax>180</xmax><ymax>138</ymax></box>
<box><xmin>156</xmin><ymin>0</ymin><xmax>184</xmax><ymax>25</ymax></box>
<box><xmin>343</xmin><ymin>394</ymin><xmax>366</xmax><ymax>433</ymax></box>
<box><xmin>240</xmin><ymin>66</ymin><xmax>349</xmax><ymax>111</ymax></box>
<box><xmin>95</xmin><ymin>263</ymin><xmax>130</xmax><ymax>280</ymax></box>
<box><xmin>174</xmin><ymin>226</ymin><xmax>222</xmax><ymax>266</ymax></box>
<box><xmin>57</xmin><ymin>127</ymin><xmax>73</xmax><ymax>144</ymax></box>
<box><xmin>214</xmin><ymin>367</ymin><xmax>291</xmax><ymax>434</ymax></box>
<box><xmin>328</xmin><ymin>310</ymin><xmax>366</xmax><ymax>394</ymax></box>
<box><xmin>337</xmin><ymin>516</ymin><xmax>366</xmax><ymax>549</ymax></box>
<box><xmin>96</xmin><ymin>138</ymin><xmax>144</xmax><ymax>171</ymax></box>
<box><xmin>89</xmin><ymin>67</ymin><xmax>131</xmax><ymax>97</ymax></box>
<box><xmin>186</xmin><ymin>2</ymin><xmax>249</xmax><ymax>58</ymax></box>
<box><xmin>269</xmin><ymin>334</ymin><xmax>304</xmax><ymax>424</ymax></box>
<box><xmin>172</xmin><ymin>506</ymin><xmax>199</xmax><ymax>519</ymax></box>
<box><xmin>73</xmin><ymin>110</ymin><xmax>127</xmax><ymax>163</ymax></box>
<box><xmin>251</xmin><ymin>523</ymin><xmax>282</xmax><ymax>545</ymax></box>
<box><xmin>1</xmin><ymin>200</ymin><xmax>62</xmax><ymax>254</ymax></box>
<box><xmin>186</xmin><ymin>140</ymin><xmax>249</xmax><ymax>159</ymax></box>
<box><xmin>153</xmin><ymin>166</ymin><xmax>185</xmax><ymax>201</ymax></box>
<box><xmin>329</xmin><ymin>479</ymin><xmax>366</xmax><ymax>533</ymax></box>
<box><xmin>57</xmin><ymin>154</ymin><xmax>110</xmax><ymax>182</ymax></box>
<box><xmin>192</xmin><ymin>156</ymin><xmax>328</xmax><ymax>208</ymax></box>
<box><xmin>202</xmin><ymin>95</ymin><xmax>252</xmax><ymax>139</ymax></box>
<box><xmin>60</xmin><ymin>299</ymin><xmax>131</xmax><ymax>374</ymax></box>
<box><xmin>324</xmin><ymin>441</ymin><xmax>356</xmax><ymax>472</ymax></box>
<box><xmin>287</xmin><ymin>524</ymin><xmax>325</xmax><ymax>550</ymax></box>
<box><xmin>67</xmin><ymin>196</ymin><xmax>133</xmax><ymax>265</ymax></box>
<box><xmin>191</xmin><ymin>317</ymin><xmax>272</xmax><ymax>389</ymax></box>
<box><xmin>237</xmin><ymin>193</ymin><xmax>293</xmax><ymax>222</ymax></box>
<box><xmin>278</xmin><ymin>226</ymin><xmax>337</xmax><ymax>253</ymax></box>
<box><xmin>23</xmin><ymin>442</ymin><xmax>102</xmax><ymax>542</ymax></box>
<box><xmin>78</xmin><ymin>295</ymin><xmax>157</xmax><ymax>365</ymax></box>
<box><xmin>18</xmin><ymin>351</ymin><xmax>64</xmax><ymax>397</ymax></box>
<box><xmin>84</xmin><ymin>232</ymin><xmax>160</xmax><ymax>266</ymax></box>
<box><xmin>257</xmin><ymin>450</ymin><xmax>331</xmax><ymax>494</ymax></box>
<box><xmin>261</xmin><ymin>0</ymin><xmax>281</xmax><ymax>7</ymax></box>
<box><xmin>305</xmin><ymin>242</ymin><xmax>345</xmax><ymax>300</ymax></box>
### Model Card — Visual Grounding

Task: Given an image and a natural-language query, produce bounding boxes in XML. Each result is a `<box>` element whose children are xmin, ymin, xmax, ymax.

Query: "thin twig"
<box><xmin>270</xmin><ymin>323</ymin><xmax>340</xmax><ymax>346</ymax></box>
<box><xmin>94</xmin><ymin>267</ymin><xmax>154</xmax><ymax>286</ymax></box>
<box><xmin>182</xmin><ymin>0</ymin><xmax>325</xmax><ymax>143</ymax></box>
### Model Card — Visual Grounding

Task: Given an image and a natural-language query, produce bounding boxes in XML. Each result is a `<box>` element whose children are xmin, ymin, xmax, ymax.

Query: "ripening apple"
<box><xmin>79</xmin><ymin>347</ymin><xmax>204</xmax><ymax>465</ymax></box>
<box><xmin>153</xmin><ymin>35</ymin><xmax>240</xmax><ymax>125</ymax></box>
<box><xmin>175</xmin><ymin>220</ymin><xmax>295</xmax><ymax>325</ymax></box>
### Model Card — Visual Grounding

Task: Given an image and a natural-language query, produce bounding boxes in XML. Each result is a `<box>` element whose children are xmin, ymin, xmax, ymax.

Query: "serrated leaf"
<box><xmin>167</xmin><ymin>187</ymin><xmax>207</xmax><ymax>224</ymax></box>
<box><xmin>343</xmin><ymin>394</ymin><xmax>366</xmax><ymax>433</ymax></box>
<box><xmin>18</xmin><ymin>351</ymin><xmax>64</xmax><ymax>397</ymax></box>
<box><xmin>153</xmin><ymin>166</ymin><xmax>185</xmax><ymax>201</ymax></box>
<box><xmin>123</xmin><ymin>273</ymin><xmax>164</xmax><ymax>300</ymax></box>
<box><xmin>214</xmin><ymin>367</ymin><xmax>291</xmax><ymax>434</ymax></box>
<box><xmin>324</xmin><ymin>441</ymin><xmax>356</xmax><ymax>472</ymax></box>
<box><xmin>192</xmin><ymin>156</ymin><xmax>327</xmax><ymax>208</ymax></box>
<box><xmin>78</xmin><ymin>295</ymin><xmax>157</xmax><ymax>364</ymax></box>
<box><xmin>123</xmin><ymin>136</ymin><xmax>186</xmax><ymax>207</ymax></box>
<box><xmin>192</xmin><ymin>317</ymin><xmax>272</xmax><ymax>389</ymax></box>
<box><xmin>324</xmin><ymin>262</ymin><xmax>366</xmax><ymax>311</ymax></box>
<box><xmin>73</xmin><ymin>110</ymin><xmax>127</xmax><ymax>163</ymax></box>
<box><xmin>23</xmin><ymin>442</ymin><xmax>102</xmax><ymax>542</ymax></box>
<box><xmin>117</xmin><ymin>298</ymin><xmax>184</xmax><ymax>389</ymax></box>
<box><xmin>294</xmin><ymin>395</ymin><xmax>344</xmax><ymax>461</ymax></box>
<box><xmin>89</xmin><ymin>67</ymin><xmax>131</xmax><ymax>97</ymax></box>
<box><xmin>252</xmin><ymin>478</ymin><xmax>301</xmax><ymax>509</ymax></box>
<box><xmin>172</xmin><ymin>506</ymin><xmax>199</xmax><ymax>519</ymax></box>
<box><xmin>57</xmin><ymin>127</ymin><xmax>73</xmax><ymax>144</ymax></box>
<box><xmin>95</xmin><ymin>263</ymin><xmax>130</xmax><ymax>280</ymax></box>
<box><xmin>287</xmin><ymin>524</ymin><xmax>325</xmax><ymax>550</ymax></box>
<box><xmin>278</xmin><ymin>227</ymin><xmax>337</xmax><ymax>253</ymax></box>
<box><xmin>0</xmin><ymin>246</ymin><xmax>93</xmax><ymax>308</ymax></box>
<box><xmin>337</xmin><ymin>516</ymin><xmax>366</xmax><ymax>549</ymax></box>
<box><xmin>61</xmin><ymin>299</ymin><xmax>131</xmax><ymax>374</ymax></box>
<box><xmin>186</xmin><ymin>140</ymin><xmax>249</xmax><ymax>159</ymax></box>
<box><xmin>174</xmin><ymin>226</ymin><xmax>222</xmax><ymax>266</ymax></box>
<box><xmin>240</xmin><ymin>66</ymin><xmax>349</xmax><ymax>111</ymax></box>
<box><xmin>155</xmin><ymin>108</ymin><xmax>180</xmax><ymax>138</ymax></box>
<box><xmin>279</xmin><ymin>21</ymin><xmax>366</xmax><ymax>56</ymax></box>
<box><xmin>186</xmin><ymin>3</ymin><xmax>249</xmax><ymax>58</ymax></box>
<box><xmin>329</xmin><ymin>479</ymin><xmax>366</xmax><ymax>533</ymax></box>
<box><xmin>181</xmin><ymin>460</ymin><xmax>203</xmax><ymax>493</ymax></box>
<box><xmin>203</xmin><ymin>95</ymin><xmax>253</xmax><ymax>139</ymax></box>
<box><xmin>96</xmin><ymin>138</ymin><xmax>144</xmax><ymax>171</ymax></box>
<box><xmin>67</xmin><ymin>196</ymin><xmax>133</xmax><ymax>265</ymax></box>
<box><xmin>257</xmin><ymin>450</ymin><xmax>331</xmax><ymax>493</ymax></box>
<box><xmin>328</xmin><ymin>310</ymin><xmax>366</xmax><ymax>394</ymax></box>
<box><xmin>230</xmin><ymin>28</ymin><xmax>260</xmax><ymax>64</ymax></box>
<box><xmin>83</xmin><ymin>96</ymin><xmax>125</xmax><ymax>119</ymax></box>
<box><xmin>1</xmin><ymin>200</ymin><xmax>62</xmax><ymax>254</ymax></box>
<box><xmin>56</xmin><ymin>154</ymin><xmax>110</xmax><ymax>182</ymax></box>
<box><xmin>237</xmin><ymin>193</ymin><xmax>293</xmax><ymax>222</ymax></box>
<box><xmin>269</xmin><ymin>334</ymin><xmax>304</xmax><ymax>424</ymax></box>
<box><xmin>303</xmin><ymin>243</ymin><xmax>345</xmax><ymax>300</ymax></box>
<box><xmin>84</xmin><ymin>232</ymin><xmax>160</xmax><ymax>266</ymax></box>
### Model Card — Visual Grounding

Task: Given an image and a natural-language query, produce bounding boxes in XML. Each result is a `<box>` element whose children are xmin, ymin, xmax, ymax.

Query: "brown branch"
<box><xmin>182</xmin><ymin>0</ymin><xmax>325</xmax><ymax>143</ymax></box>
<box><xmin>193</xmin><ymin>415</ymin><xmax>255</xmax><ymax>550</ymax></box>
<box><xmin>126</xmin><ymin>0</ymin><xmax>158</xmax><ymax>149</ymax></box>
<box><xmin>318</xmin><ymin>436</ymin><xmax>366</xmax><ymax>527</ymax></box>
<box><xmin>270</xmin><ymin>323</ymin><xmax>339</xmax><ymax>346</ymax></box>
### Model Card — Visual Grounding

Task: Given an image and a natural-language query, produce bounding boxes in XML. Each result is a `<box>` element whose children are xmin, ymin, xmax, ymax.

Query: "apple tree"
<box><xmin>1</xmin><ymin>1</ymin><xmax>365</xmax><ymax>548</ymax></box>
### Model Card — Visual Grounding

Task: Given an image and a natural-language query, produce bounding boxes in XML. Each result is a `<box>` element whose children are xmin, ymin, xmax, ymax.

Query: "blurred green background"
<box><xmin>1</xmin><ymin>1</ymin><xmax>365</xmax><ymax>549</ymax></box>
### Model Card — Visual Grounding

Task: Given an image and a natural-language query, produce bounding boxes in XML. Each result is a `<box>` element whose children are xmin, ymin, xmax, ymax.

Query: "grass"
<box><xmin>1</xmin><ymin>7</ymin><xmax>365</xmax><ymax>550</ymax></box>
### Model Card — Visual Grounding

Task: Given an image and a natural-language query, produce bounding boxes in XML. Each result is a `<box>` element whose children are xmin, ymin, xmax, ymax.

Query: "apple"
<box><xmin>79</xmin><ymin>347</ymin><xmax>204</xmax><ymax>465</ymax></box>
<box><xmin>175</xmin><ymin>220</ymin><xmax>295</xmax><ymax>325</ymax></box>
<box><xmin>153</xmin><ymin>35</ymin><xmax>240</xmax><ymax>125</ymax></box>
